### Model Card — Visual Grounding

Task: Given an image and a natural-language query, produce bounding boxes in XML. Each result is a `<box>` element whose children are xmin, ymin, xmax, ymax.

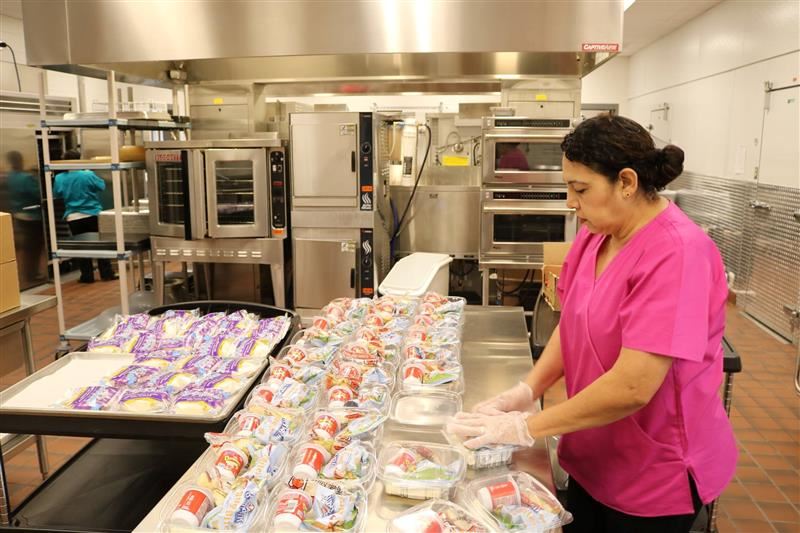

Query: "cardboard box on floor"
<box><xmin>0</xmin><ymin>212</ymin><xmax>21</xmax><ymax>313</ymax></box>
<box><xmin>542</xmin><ymin>242</ymin><xmax>571</xmax><ymax>312</ymax></box>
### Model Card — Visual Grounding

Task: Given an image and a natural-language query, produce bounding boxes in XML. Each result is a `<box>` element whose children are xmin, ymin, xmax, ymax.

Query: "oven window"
<box><xmin>494</xmin><ymin>142</ymin><xmax>563</xmax><ymax>171</ymax></box>
<box><xmin>212</xmin><ymin>160</ymin><xmax>255</xmax><ymax>225</ymax></box>
<box><xmin>156</xmin><ymin>161</ymin><xmax>185</xmax><ymax>225</ymax></box>
<box><xmin>493</xmin><ymin>214</ymin><xmax>566</xmax><ymax>242</ymax></box>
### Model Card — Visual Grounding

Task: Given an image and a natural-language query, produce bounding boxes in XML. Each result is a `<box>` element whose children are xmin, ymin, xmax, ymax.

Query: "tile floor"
<box><xmin>1</xmin><ymin>276</ymin><xmax>798</xmax><ymax>532</ymax></box>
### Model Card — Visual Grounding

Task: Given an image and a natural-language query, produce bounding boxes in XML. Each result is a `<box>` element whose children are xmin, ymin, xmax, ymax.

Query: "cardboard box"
<box><xmin>0</xmin><ymin>260</ymin><xmax>21</xmax><ymax>313</ymax></box>
<box><xmin>542</xmin><ymin>242</ymin><xmax>572</xmax><ymax>312</ymax></box>
<box><xmin>0</xmin><ymin>212</ymin><xmax>15</xmax><ymax>264</ymax></box>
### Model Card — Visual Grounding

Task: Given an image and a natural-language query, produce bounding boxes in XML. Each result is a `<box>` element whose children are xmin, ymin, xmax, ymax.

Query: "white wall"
<box><xmin>625</xmin><ymin>0</ymin><xmax>800</xmax><ymax>188</ymax></box>
<box><xmin>581</xmin><ymin>55</ymin><xmax>630</xmax><ymax>116</ymax></box>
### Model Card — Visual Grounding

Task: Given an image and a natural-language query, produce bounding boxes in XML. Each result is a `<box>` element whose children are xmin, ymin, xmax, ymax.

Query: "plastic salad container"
<box><xmin>462</xmin><ymin>471</ymin><xmax>573</xmax><ymax>532</ymax></box>
<box><xmin>389</xmin><ymin>390</ymin><xmax>462</xmax><ymax>428</ymax></box>
<box><xmin>222</xmin><ymin>406</ymin><xmax>306</xmax><ymax>447</ymax></box>
<box><xmin>320</xmin><ymin>382</ymin><xmax>391</xmax><ymax>415</ymax></box>
<box><xmin>442</xmin><ymin>430</ymin><xmax>516</xmax><ymax>469</ymax></box>
<box><xmin>398</xmin><ymin>359</ymin><xmax>464</xmax><ymax>394</ymax></box>
<box><xmin>266</xmin><ymin>482</ymin><xmax>367</xmax><ymax>532</ymax></box>
<box><xmin>272</xmin><ymin>344</ymin><xmax>338</xmax><ymax>370</ymax></box>
<box><xmin>288</xmin><ymin>439</ymin><xmax>377</xmax><ymax>491</ymax></box>
<box><xmin>385</xmin><ymin>499</ymin><xmax>493</xmax><ymax>533</ymax></box>
<box><xmin>245</xmin><ymin>378</ymin><xmax>320</xmax><ymax>416</ymax></box>
<box><xmin>325</xmin><ymin>356</ymin><xmax>396</xmax><ymax>392</ymax></box>
<box><xmin>304</xmin><ymin>407</ymin><xmax>387</xmax><ymax>448</ymax></box>
<box><xmin>376</xmin><ymin>441</ymin><xmax>466</xmax><ymax>500</ymax></box>
<box><xmin>400</xmin><ymin>341</ymin><xmax>461</xmax><ymax>363</ymax></box>
<box><xmin>158</xmin><ymin>481</ymin><xmax>268</xmax><ymax>532</ymax></box>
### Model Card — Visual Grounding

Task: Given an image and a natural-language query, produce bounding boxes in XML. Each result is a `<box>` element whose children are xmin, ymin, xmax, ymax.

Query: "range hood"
<box><xmin>22</xmin><ymin>0</ymin><xmax>622</xmax><ymax>90</ymax></box>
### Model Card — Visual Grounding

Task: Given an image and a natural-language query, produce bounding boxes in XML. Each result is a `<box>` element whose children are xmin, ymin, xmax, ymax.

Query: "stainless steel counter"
<box><xmin>134</xmin><ymin>305</ymin><xmax>553</xmax><ymax>532</ymax></box>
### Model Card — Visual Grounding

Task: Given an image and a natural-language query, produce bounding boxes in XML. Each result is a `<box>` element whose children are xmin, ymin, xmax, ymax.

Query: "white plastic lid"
<box><xmin>379</xmin><ymin>253</ymin><xmax>453</xmax><ymax>297</ymax></box>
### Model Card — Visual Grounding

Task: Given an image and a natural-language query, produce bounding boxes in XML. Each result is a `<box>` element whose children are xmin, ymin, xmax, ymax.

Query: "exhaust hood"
<box><xmin>22</xmin><ymin>0</ymin><xmax>623</xmax><ymax>89</ymax></box>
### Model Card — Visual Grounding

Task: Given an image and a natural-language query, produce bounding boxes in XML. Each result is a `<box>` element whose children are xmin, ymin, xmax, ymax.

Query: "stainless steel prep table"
<box><xmin>134</xmin><ymin>305</ymin><xmax>557</xmax><ymax>532</ymax></box>
<box><xmin>0</xmin><ymin>294</ymin><xmax>57</xmax><ymax>525</ymax></box>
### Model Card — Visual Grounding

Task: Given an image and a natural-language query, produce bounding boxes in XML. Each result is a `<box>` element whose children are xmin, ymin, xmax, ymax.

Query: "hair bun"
<box><xmin>654</xmin><ymin>144</ymin><xmax>684</xmax><ymax>189</ymax></box>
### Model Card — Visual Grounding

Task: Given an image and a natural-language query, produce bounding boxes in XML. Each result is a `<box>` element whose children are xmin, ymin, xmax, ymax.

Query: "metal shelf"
<box><xmin>41</xmin><ymin>118</ymin><xmax>191</xmax><ymax>130</ymax></box>
<box><xmin>46</xmin><ymin>161</ymin><xmax>146</xmax><ymax>171</ymax></box>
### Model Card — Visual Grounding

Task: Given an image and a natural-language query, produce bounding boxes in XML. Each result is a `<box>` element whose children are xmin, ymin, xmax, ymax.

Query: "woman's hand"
<box><xmin>471</xmin><ymin>381</ymin><xmax>535</xmax><ymax>415</ymax></box>
<box><xmin>446</xmin><ymin>411</ymin><xmax>535</xmax><ymax>449</ymax></box>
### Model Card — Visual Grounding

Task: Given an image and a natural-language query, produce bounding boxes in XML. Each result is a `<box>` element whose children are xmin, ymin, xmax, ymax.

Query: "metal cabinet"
<box><xmin>293</xmin><ymin>233</ymin><xmax>358</xmax><ymax>309</ymax></box>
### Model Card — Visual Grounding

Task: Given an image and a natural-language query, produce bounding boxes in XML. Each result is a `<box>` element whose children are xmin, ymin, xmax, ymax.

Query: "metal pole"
<box><xmin>107</xmin><ymin>71</ymin><xmax>130</xmax><ymax>315</ymax></box>
<box><xmin>38</xmin><ymin>72</ymin><xmax>67</xmax><ymax>344</ymax></box>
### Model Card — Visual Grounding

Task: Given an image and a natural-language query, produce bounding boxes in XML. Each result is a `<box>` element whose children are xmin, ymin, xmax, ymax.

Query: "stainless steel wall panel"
<box><xmin>670</xmin><ymin>173</ymin><xmax>800</xmax><ymax>343</ymax></box>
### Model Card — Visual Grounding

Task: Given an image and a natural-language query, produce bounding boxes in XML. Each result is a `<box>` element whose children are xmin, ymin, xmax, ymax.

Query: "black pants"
<box><xmin>66</xmin><ymin>216</ymin><xmax>114</xmax><ymax>281</ymax></box>
<box><xmin>564</xmin><ymin>476</ymin><xmax>703</xmax><ymax>533</ymax></box>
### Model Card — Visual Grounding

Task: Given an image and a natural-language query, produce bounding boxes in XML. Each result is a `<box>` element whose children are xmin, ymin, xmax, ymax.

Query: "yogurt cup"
<box><xmin>311</xmin><ymin>412</ymin><xmax>340</xmax><ymax>440</ymax></box>
<box><xmin>273</xmin><ymin>489</ymin><xmax>312</xmax><ymax>530</ymax></box>
<box><xmin>476</xmin><ymin>478</ymin><xmax>521</xmax><ymax>511</ymax></box>
<box><xmin>327</xmin><ymin>386</ymin><xmax>355</xmax><ymax>408</ymax></box>
<box><xmin>292</xmin><ymin>442</ymin><xmax>331</xmax><ymax>480</ymax></box>
<box><xmin>214</xmin><ymin>443</ymin><xmax>249</xmax><ymax>480</ymax></box>
<box><xmin>170</xmin><ymin>485</ymin><xmax>214</xmax><ymax>527</ymax></box>
<box><xmin>402</xmin><ymin>362</ymin><xmax>426</xmax><ymax>384</ymax></box>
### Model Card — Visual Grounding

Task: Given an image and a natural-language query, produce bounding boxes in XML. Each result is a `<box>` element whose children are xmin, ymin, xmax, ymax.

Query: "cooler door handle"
<box><xmin>351</xmin><ymin>151</ymin><xmax>356</xmax><ymax>173</ymax></box>
<box><xmin>350</xmin><ymin>268</ymin><xmax>356</xmax><ymax>289</ymax></box>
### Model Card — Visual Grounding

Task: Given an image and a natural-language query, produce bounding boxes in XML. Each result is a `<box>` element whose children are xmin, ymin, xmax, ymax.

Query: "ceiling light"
<box><xmin>401</xmin><ymin>92</ymin><xmax>424</xmax><ymax>96</ymax></box>
<box><xmin>624</xmin><ymin>0</ymin><xmax>636</xmax><ymax>10</ymax></box>
<box><xmin>313</xmin><ymin>93</ymin><xmax>335</xmax><ymax>97</ymax></box>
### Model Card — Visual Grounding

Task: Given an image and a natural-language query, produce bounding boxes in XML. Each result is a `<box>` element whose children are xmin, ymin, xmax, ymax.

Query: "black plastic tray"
<box><xmin>0</xmin><ymin>300</ymin><xmax>298</xmax><ymax>440</ymax></box>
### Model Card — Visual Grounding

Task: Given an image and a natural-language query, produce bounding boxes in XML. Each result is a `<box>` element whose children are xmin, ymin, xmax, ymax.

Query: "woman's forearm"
<box><xmin>526</xmin><ymin>348</ymin><xmax>673</xmax><ymax>438</ymax></box>
<box><xmin>523</xmin><ymin>326</ymin><xmax>564</xmax><ymax>401</ymax></box>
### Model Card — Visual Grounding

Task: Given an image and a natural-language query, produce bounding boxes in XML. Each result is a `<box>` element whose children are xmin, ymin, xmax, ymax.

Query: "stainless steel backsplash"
<box><xmin>670</xmin><ymin>172</ymin><xmax>800</xmax><ymax>343</ymax></box>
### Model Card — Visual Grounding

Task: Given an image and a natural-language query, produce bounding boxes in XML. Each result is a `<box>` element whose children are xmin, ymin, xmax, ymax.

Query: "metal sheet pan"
<box><xmin>0</xmin><ymin>301</ymin><xmax>299</xmax><ymax>440</ymax></box>
<box><xmin>1</xmin><ymin>352</ymin><xmax>259</xmax><ymax>423</ymax></box>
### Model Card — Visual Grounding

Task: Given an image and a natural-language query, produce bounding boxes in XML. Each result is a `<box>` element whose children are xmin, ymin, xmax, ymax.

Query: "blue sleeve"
<box><xmin>53</xmin><ymin>175</ymin><xmax>63</xmax><ymax>198</ymax></box>
<box><xmin>91</xmin><ymin>173</ymin><xmax>106</xmax><ymax>192</ymax></box>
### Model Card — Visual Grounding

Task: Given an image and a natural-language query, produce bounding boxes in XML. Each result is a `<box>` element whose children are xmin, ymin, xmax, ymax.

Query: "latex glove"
<box><xmin>446</xmin><ymin>411</ymin><xmax>535</xmax><ymax>449</ymax></box>
<box><xmin>471</xmin><ymin>381</ymin><xmax>535</xmax><ymax>415</ymax></box>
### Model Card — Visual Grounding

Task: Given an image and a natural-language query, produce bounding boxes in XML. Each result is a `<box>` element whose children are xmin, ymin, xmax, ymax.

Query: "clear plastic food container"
<box><xmin>442</xmin><ymin>430</ymin><xmax>515</xmax><ymax>469</ymax></box>
<box><xmin>320</xmin><ymin>383</ymin><xmax>391</xmax><ymax>415</ymax></box>
<box><xmin>385</xmin><ymin>499</ymin><xmax>493</xmax><ymax>533</ymax></box>
<box><xmin>389</xmin><ymin>390</ymin><xmax>462</xmax><ymax>428</ymax></box>
<box><xmin>305</xmin><ymin>407</ymin><xmax>387</xmax><ymax>447</ymax></box>
<box><xmin>244</xmin><ymin>379</ymin><xmax>320</xmax><ymax>417</ymax></box>
<box><xmin>222</xmin><ymin>406</ymin><xmax>306</xmax><ymax>447</ymax></box>
<box><xmin>265</xmin><ymin>483</ymin><xmax>368</xmax><ymax>532</ymax></box>
<box><xmin>398</xmin><ymin>359</ymin><xmax>464</xmax><ymax>394</ymax></box>
<box><xmin>290</xmin><ymin>327</ymin><xmax>350</xmax><ymax>350</ymax></box>
<box><xmin>462</xmin><ymin>471</ymin><xmax>573</xmax><ymax>532</ymax></box>
<box><xmin>337</xmin><ymin>340</ymin><xmax>399</xmax><ymax>369</ymax></box>
<box><xmin>376</xmin><ymin>441</ymin><xmax>466</xmax><ymax>500</ymax></box>
<box><xmin>400</xmin><ymin>341</ymin><xmax>461</xmax><ymax>363</ymax></box>
<box><xmin>190</xmin><ymin>440</ymin><xmax>290</xmax><ymax>493</ymax></box>
<box><xmin>403</xmin><ymin>326</ymin><xmax>461</xmax><ymax>347</ymax></box>
<box><xmin>272</xmin><ymin>344</ymin><xmax>337</xmax><ymax>370</ymax></box>
<box><xmin>326</xmin><ymin>356</ymin><xmax>396</xmax><ymax>392</ymax></box>
<box><xmin>158</xmin><ymin>481</ymin><xmax>268</xmax><ymax>532</ymax></box>
<box><xmin>288</xmin><ymin>439</ymin><xmax>377</xmax><ymax>491</ymax></box>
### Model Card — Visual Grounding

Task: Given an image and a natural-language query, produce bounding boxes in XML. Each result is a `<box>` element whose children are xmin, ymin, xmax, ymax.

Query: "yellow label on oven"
<box><xmin>535</xmin><ymin>94</ymin><xmax>548</xmax><ymax>101</ymax></box>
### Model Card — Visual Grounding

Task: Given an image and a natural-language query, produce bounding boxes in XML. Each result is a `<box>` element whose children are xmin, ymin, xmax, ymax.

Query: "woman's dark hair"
<box><xmin>561</xmin><ymin>114</ymin><xmax>684</xmax><ymax>199</ymax></box>
<box><xmin>64</xmin><ymin>149</ymin><xmax>82</xmax><ymax>160</ymax></box>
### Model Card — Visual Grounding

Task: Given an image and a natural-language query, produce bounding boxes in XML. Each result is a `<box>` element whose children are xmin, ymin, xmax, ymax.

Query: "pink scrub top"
<box><xmin>556</xmin><ymin>201</ymin><xmax>736</xmax><ymax>517</ymax></box>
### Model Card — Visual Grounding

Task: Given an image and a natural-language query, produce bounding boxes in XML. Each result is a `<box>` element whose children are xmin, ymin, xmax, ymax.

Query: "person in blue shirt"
<box><xmin>53</xmin><ymin>149</ymin><xmax>115</xmax><ymax>283</ymax></box>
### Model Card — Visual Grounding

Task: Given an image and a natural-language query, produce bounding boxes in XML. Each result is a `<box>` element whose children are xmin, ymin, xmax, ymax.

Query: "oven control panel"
<box><xmin>358</xmin><ymin>228</ymin><xmax>374</xmax><ymax>297</ymax></box>
<box><xmin>358</xmin><ymin>112</ymin><xmax>374</xmax><ymax>211</ymax></box>
<box><xmin>492</xmin><ymin>191</ymin><xmax>567</xmax><ymax>201</ymax></box>
<box><xmin>269</xmin><ymin>149</ymin><xmax>287</xmax><ymax>231</ymax></box>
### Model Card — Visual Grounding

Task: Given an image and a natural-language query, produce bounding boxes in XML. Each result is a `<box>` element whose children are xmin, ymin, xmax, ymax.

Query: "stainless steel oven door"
<box><xmin>483</xmin><ymin>133</ymin><xmax>567</xmax><ymax>185</ymax></box>
<box><xmin>205</xmin><ymin>148</ymin><xmax>268</xmax><ymax>238</ymax></box>
<box><xmin>147</xmin><ymin>149</ymin><xmax>205</xmax><ymax>239</ymax></box>
<box><xmin>481</xmin><ymin>189</ymin><xmax>577</xmax><ymax>264</ymax></box>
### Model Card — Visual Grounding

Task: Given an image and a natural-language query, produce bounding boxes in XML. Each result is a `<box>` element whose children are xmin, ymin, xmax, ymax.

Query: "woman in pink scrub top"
<box><xmin>448</xmin><ymin>115</ymin><xmax>736</xmax><ymax>532</ymax></box>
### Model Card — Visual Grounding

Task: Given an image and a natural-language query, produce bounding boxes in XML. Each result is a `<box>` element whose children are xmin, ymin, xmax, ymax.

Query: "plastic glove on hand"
<box><xmin>471</xmin><ymin>381</ymin><xmax>535</xmax><ymax>415</ymax></box>
<box><xmin>446</xmin><ymin>411</ymin><xmax>535</xmax><ymax>449</ymax></box>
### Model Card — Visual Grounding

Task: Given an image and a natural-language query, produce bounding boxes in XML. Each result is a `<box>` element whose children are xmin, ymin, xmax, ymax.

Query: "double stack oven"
<box><xmin>480</xmin><ymin>117</ymin><xmax>578</xmax><ymax>269</ymax></box>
